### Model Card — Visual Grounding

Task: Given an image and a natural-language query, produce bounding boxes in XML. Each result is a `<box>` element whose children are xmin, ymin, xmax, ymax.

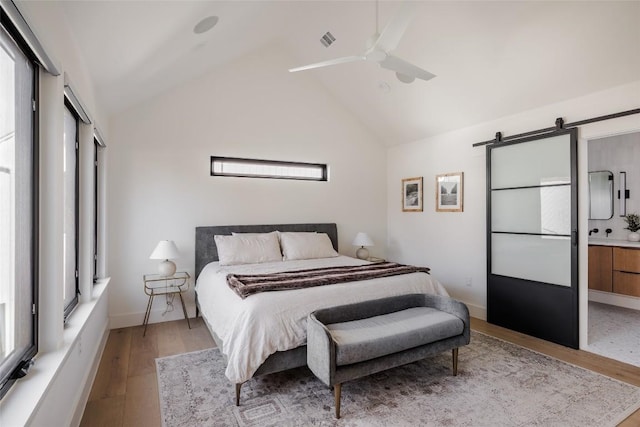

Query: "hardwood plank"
<box><xmin>88</xmin><ymin>328</ymin><xmax>132</xmax><ymax>400</ymax></box>
<box><xmin>128</xmin><ymin>324</ymin><xmax>159</xmax><ymax>378</ymax></box>
<box><xmin>79</xmin><ymin>395</ymin><xmax>125</xmax><ymax>427</ymax></box>
<box><xmin>130</xmin><ymin>323</ymin><xmax>159</xmax><ymax>354</ymax></box>
<box><xmin>122</xmin><ymin>373</ymin><xmax>160</xmax><ymax>427</ymax></box>
<box><xmin>156</xmin><ymin>318</ymin><xmax>187</xmax><ymax>357</ymax></box>
<box><xmin>180</xmin><ymin>319</ymin><xmax>216</xmax><ymax>352</ymax></box>
<box><xmin>619</xmin><ymin>409</ymin><xmax>640</xmax><ymax>427</ymax></box>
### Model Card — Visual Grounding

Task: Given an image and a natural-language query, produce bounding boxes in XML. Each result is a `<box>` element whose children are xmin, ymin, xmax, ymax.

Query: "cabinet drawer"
<box><xmin>613</xmin><ymin>247</ymin><xmax>640</xmax><ymax>273</ymax></box>
<box><xmin>613</xmin><ymin>271</ymin><xmax>640</xmax><ymax>297</ymax></box>
<box><xmin>588</xmin><ymin>246</ymin><xmax>612</xmax><ymax>292</ymax></box>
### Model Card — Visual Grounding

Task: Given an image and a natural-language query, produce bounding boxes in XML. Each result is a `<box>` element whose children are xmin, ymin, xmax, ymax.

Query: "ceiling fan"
<box><xmin>289</xmin><ymin>1</ymin><xmax>435</xmax><ymax>84</ymax></box>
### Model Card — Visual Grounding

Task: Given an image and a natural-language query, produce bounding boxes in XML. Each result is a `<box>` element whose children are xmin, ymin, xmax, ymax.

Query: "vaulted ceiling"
<box><xmin>57</xmin><ymin>1</ymin><xmax>640</xmax><ymax>146</ymax></box>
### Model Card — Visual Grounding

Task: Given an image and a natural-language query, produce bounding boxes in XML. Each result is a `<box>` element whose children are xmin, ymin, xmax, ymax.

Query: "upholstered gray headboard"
<box><xmin>195</xmin><ymin>223</ymin><xmax>338</xmax><ymax>279</ymax></box>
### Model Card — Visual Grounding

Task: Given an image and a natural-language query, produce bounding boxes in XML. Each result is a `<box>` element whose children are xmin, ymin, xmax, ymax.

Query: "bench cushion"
<box><xmin>326</xmin><ymin>307</ymin><xmax>464</xmax><ymax>366</ymax></box>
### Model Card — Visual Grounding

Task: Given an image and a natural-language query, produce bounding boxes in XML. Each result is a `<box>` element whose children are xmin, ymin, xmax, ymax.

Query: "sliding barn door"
<box><xmin>487</xmin><ymin>129</ymin><xmax>578</xmax><ymax>348</ymax></box>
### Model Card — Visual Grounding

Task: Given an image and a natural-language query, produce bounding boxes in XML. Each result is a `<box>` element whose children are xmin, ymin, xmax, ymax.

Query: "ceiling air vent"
<box><xmin>320</xmin><ymin>31</ymin><xmax>336</xmax><ymax>48</ymax></box>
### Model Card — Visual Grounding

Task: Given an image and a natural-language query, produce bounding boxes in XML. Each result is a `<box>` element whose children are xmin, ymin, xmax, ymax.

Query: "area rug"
<box><xmin>156</xmin><ymin>331</ymin><xmax>640</xmax><ymax>426</ymax></box>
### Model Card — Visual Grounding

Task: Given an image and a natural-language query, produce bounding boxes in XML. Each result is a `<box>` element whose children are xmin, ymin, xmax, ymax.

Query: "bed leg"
<box><xmin>235</xmin><ymin>383</ymin><xmax>242</xmax><ymax>406</ymax></box>
<box><xmin>452</xmin><ymin>348</ymin><xmax>459</xmax><ymax>376</ymax></box>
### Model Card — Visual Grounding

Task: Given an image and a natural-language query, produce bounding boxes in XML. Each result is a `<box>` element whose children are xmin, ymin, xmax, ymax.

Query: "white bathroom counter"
<box><xmin>588</xmin><ymin>238</ymin><xmax>640</xmax><ymax>248</ymax></box>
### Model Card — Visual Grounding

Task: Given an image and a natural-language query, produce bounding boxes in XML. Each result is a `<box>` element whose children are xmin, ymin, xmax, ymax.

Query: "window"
<box><xmin>63</xmin><ymin>101</ymin><xmax>79</xmax><ymax>319</ymax></box>
<box><xmin>0</xmin><ymin>23</ymin><xmax>37</xmax><ymax>398</ymax></box>
<box><xmin>211</xmin><ymin>156</ymin><xmax>328</xmax><ymax>181</ymax></box>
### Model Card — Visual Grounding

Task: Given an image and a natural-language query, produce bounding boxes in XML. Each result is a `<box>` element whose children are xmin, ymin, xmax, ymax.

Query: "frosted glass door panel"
<box><xmin>492</xmin><ymin>186</ymin><xmax>571</xmax><ymax>234</ymax></box>
<box><xmin>491</xmin><ymin>134</ymin><xmax>571</xmax><ymax>189</ymax></box>
<box><xmin>491</xmin><ymin>234</ymin><xmax>571</xmax><ymax>287</ymax></box>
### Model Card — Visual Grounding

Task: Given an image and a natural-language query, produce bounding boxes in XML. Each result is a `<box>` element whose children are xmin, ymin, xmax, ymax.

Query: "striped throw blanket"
<box><xmin>227</xmin><ymin>262</ymin><xmax>431</xmax><ymax>299</ymax></box>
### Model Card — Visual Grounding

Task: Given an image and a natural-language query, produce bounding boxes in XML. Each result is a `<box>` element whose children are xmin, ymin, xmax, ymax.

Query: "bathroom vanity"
<box><xmin>589</xmin><ymin>239</ymin><xmax>640</xmax><ymax>297</ymax></box>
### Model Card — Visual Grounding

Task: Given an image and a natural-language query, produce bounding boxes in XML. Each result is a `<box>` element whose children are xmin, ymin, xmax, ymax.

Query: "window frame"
<box><xmin>93</xmin><ymin>137</ymin><xmax>99</xmax><ymax>283</ymax></box>
<box><xmin>62</xmin><ymin>99</ymin><xmax>80</xmax><ymax>321</ymax></box>
<box><xmin>210</xmin><ymin>156</ymin><xmax>328</xmax><ymax>181</ymax></box>
<box><xmin>0</xmin><ymin>18</ymin><xmax>39</xmax><ymax>400</ymax></box>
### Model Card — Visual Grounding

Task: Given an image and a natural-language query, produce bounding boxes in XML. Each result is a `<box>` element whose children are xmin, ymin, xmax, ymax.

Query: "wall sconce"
<box><xmin>619</xmin><ymin>171</ymin><xmax>630</xmax><ymax>216</ymax></box>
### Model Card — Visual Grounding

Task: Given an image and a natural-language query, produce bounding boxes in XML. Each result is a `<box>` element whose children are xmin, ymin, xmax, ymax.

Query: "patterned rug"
<box><xmin>156</xmin><ymin>331</ymin><xmax>640</xmax><ymax>426</ymax></box>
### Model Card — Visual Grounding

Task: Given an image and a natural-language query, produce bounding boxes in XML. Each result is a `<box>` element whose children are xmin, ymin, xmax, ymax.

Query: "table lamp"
<box><xmin>352</xmin><ymin>232</ymin><xmax>374</xmax><ymax>260</ymax></box>
<box><xmin>150</xmin><ymin>240</ymin><xmax>180</xmax><ymax>276</ymax></box>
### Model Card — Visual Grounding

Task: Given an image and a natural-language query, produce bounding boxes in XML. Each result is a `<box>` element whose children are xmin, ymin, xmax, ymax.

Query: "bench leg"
<box><xmin>334</xmin><ymin>383</ymin><xmax>342</xmax><ymax>419</ymax></box>
<box><xmin>235</xmin><ymin>383</ymin><xmax>242</xmax><ymax>406</ymax></box>
<box><xmin>452</xmin><ymin>348</ymin><xmax>459</xmax><ymax>376</ymax></box>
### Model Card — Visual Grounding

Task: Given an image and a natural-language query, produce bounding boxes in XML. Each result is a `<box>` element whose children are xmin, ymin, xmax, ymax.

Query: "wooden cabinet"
<box><xmin>612</xmin><ymin>247</ymin><xmax>640</xmax><ymax>297</ymax></box>
<box><xmin>588</xmin><ymin>245</ymin><xmax>612</xmax><ymax>292</ymax></box>
<box><xmin>613</xmin><ymin>247</ymin><xmax>640</xmax><ymax>273</ymax></box>
<box><xmin>612</xmin><ymin>271</ymin><xmax>640</xmax><ymax>297</ymax></box>
<box><xmin>591</xmin><ymin>245</ymin><xmax>640</xmax><ymax>297</ymax></box>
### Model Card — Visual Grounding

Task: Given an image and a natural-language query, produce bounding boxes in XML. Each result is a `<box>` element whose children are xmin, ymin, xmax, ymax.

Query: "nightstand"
<box><xmin>142</xmin><ymin>271</ymin><xmax>191</xmax><ymax>336</ymax></box>
<box><xmin>367</xmin><ymin>257</ymin><xmax>386</xmax><ymax>263</ymax></box>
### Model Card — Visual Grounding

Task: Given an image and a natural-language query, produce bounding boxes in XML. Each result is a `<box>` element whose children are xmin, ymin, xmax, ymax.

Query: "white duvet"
<box><xmin>195</xmin><ymin>255</ymin><xmax>448</xmax><ymax>383</ymax></box>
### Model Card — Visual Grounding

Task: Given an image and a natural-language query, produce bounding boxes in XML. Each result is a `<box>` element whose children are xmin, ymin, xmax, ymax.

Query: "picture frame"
<box><xmin>436</xmin><ymin>172</ymin><xmax>464</xmax><ymax>212</ymax></box>
<box><xmin>402</xmin><ymin>177</ymin><xmax>423</xmax><ymax>212</ymax></box>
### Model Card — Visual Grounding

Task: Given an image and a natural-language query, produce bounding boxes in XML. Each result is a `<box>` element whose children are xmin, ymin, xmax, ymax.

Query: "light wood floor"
<box><xmin>80</xmin><ymin>318</ymin><xmax>215</xmax><ymax>427</ymax></box>
<box><xmin>81</xmin><ymin>317</ymin><xmax>640</xmax><ymax>426</ymax></box>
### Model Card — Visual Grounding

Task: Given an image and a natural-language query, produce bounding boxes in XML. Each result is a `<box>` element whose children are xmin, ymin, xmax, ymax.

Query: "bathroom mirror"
<box><xmin>589</xmin><ymin>171</ymin><xmax>613</xmax><ymax>219</ymax></box>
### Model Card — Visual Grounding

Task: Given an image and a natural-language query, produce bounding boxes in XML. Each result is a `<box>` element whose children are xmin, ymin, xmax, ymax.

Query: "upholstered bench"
<box><xmin>307</xmin><ymin>293</ymin><xmax>470</xmax><ymax>418</ymax></box>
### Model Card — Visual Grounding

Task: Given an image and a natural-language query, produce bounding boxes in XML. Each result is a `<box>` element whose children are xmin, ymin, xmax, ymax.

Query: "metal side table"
<box><xmin>142</xmin><ymin>271</ymin><xmax>191</xmax><ymax>336</ymax></box>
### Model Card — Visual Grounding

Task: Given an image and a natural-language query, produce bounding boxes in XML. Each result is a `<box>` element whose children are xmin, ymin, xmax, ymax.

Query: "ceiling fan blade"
<box><xmin>379</xmin><ymin>55</ymin><xmax>436</xmax><ymax>82</ymax></box>
<box><xmin>289</xmin><ymin>56</ymin><xmax>364</xmax><ymax>73</ymax></box>
<box><xmin>373</xmin><ymin>1</ymin><xmax>416</xmax><ymax>53</ymax></box>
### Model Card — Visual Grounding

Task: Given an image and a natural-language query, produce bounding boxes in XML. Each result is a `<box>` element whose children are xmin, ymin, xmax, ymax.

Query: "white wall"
<box><xmin>387</xmin><ymin>81</ymin><xmax>640</xmax><ymax>342</ymax></box>
<box><xmin>588</xmin><ymin>132</ymin><xmax>640</xmax><ymax>239</ymax></box>
<box><xmin>107</xmin><ymin>43</ymin><xmax>387</xmax><ymax>328</ymax></box>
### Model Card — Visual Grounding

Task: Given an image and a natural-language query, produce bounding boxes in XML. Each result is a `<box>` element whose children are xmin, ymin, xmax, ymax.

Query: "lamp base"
<box><xmin>356</xmin><ymin>247</ymin><xmax>370</xmax><ymax>260</ymax></box>
<box><xmin>158</xmin><ymin>260</ymin><xmax>177</xmax><ymax>277</ymax></box>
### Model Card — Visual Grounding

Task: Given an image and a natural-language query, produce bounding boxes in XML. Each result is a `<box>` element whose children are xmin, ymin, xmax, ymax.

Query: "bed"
<box><xmin>194</xmin><ymin>223</ymin><xmax>448</xmax><ymax>404</ymax></box>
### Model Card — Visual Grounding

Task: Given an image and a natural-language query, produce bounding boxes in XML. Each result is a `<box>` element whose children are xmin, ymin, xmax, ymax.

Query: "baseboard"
<box><xmin>465</xmin><ymin>302</ymin><xmax>487</xmax><ymax>321</ymax></box>
<box><xmin>70</xmin><ymin>322</ymin><xmax>109</xmax><ymax>427</ymax></box>
<box><xmin>589</xmin><ymin>290</ymin><xmax>640</xmax><ymax>310</ymax></box>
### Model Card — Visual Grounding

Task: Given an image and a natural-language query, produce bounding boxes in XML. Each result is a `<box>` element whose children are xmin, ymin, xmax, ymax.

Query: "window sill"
<box><xmin>0</xmin><ymin>278</ymin><xmax>110</xmax><ymax>426</ymax></box>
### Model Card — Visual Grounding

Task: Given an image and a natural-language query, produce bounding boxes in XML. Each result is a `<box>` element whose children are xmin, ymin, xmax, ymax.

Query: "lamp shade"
<box><xmin>149</xmin><ymin>240</ymin><xmax>180</xmax><ymax>260</ymax></box>
<box><xmin>352</xmin><ymin>232</ymin><xmax>374</xmax><ymax>247</ymax></box>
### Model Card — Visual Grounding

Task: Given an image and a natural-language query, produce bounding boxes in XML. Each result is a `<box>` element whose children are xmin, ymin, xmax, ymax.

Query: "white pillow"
<box><xmin>232</xmin><ymin>231</ymin><xmax>280</xmax><ymax>242</ymax></box>
<box><xmin>279</xmin><ymin>232</ymin><xmax>339</xmax><ymax>261</ymax></box>
<box><xmin>214</xmin><ymin>233</ymin><xmax>282</xmax><ymax>266</ymax></box>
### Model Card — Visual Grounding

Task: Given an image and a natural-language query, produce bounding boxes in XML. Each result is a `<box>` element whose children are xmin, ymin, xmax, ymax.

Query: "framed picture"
<box><xmin>436</xmin><ymin>172</ymin><xmax>464</xmax><ymax>212</ymax></box>
<box><xmin>402</xmin><ymin>177</ymin><xmax>423</xmax><ymax>212</ymax></box>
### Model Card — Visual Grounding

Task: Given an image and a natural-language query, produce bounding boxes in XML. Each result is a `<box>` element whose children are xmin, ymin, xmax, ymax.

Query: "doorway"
<box><xmin>586</xmin><ymin>131</ymin><xmax>640</xmax><ymax>366</ymax></box>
